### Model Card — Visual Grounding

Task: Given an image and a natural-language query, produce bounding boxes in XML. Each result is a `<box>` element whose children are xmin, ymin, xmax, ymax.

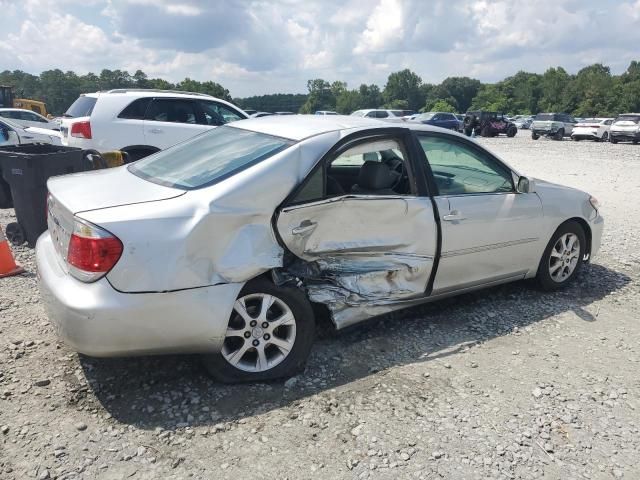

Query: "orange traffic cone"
<box><xmin>0</xmin><ymin>225</ymin><xmax>25</xmax><ymax>278</ymax></box>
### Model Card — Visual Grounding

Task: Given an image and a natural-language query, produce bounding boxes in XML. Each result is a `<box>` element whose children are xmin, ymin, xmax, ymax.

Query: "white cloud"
<box><xmin>1</xmin><ymin>0</ymin><xmax>639</xmax><ymax>97</ymax></box>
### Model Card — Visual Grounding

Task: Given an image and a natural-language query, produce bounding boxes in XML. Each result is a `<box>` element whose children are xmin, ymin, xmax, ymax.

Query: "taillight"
<box><xmin>67</xmin><ymin>218</ymin><xmax>122</xmax><ymax>282</ymax></box>
<box><xmin>70</xmin><ymin>121</ymin><xmax>92</xmax><ymax>139</ymax></box>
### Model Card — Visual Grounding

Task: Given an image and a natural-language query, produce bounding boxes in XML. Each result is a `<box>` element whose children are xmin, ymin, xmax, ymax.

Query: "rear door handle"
<box><xmin>292</xmin><ymin>221</ymin><xmax>317</xmax><ymax>235</ymax></box>
<box><xmin>443</xmin><ymin>210</ymin><xmax>466</xmax><ymax>221</ymax></box>
<box><xmin>149</xmin><ymin>128</ymin><xmax>163</xmax><ymax>134</ymax></box>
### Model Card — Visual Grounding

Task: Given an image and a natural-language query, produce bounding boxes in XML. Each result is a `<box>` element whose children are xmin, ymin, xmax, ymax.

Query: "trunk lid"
<box><xmin>47</xmin><ymin>165</ymin><xmax>185</xmax><ymax>215</ymax></box>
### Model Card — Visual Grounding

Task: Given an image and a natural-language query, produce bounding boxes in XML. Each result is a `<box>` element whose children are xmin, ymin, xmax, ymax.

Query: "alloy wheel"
<box><xmin>548</xmin><ymin>233</ymin><xmax>580</xmax><ymax>283</ymax></box>
<box><xmin>222</xmin><ymin>293</ymin><xmax>297</xmax><ymax>373</ymax></box>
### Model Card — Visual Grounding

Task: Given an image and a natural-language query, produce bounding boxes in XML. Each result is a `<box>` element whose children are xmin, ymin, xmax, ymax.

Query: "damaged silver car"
<box><xmin>36</xmin><ymin>116</ymin><xmax>604</xmax><ymax>382</ymax></box>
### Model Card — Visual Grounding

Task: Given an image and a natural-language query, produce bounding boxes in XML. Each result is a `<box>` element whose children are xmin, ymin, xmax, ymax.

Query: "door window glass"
<box><xmin>418</xmin><ymin>135</ymin><xmax>513</xmax><ymax>195</ymax></box>
<box><xmin>145</xmin><ymin>99</ymin><xmax>198</xmax><ymax>124</ymax></box>
<box><xmin>119</xmin><ymin>98</ymin><xmax>152</xmax><ymax>119</ymax></box>
<box><xmin>197</xmin><ymin>101</ymin><xmax>244</xmax><ymax>126</ymax></box>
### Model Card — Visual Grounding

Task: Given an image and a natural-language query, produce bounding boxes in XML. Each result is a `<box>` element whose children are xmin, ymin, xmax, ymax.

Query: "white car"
<box><xmin>0</xmin><ymin>117</ymin><xmax>62</xmax><ymax>147</ymax></box>
<box><xmin>609</xmin><ymin>113</ymin><xmax>640</xmax><ymax>144</ymax></box>
<box><xmin>0</xmin><ymin>108</ymin><xmax>59</xmax><ymax>130</ymax></box>
<box><xmin>60</xmin><ymin>89</ymin><xmax>249</xmax><ymax>160</ymax></box>
<box><xmin>571</xmin><ymin>118</ymin><xmax>613</xmax><ymax>142</ymax></box>
<box><xmin>37</xmin><ymin>116</ymin><xmax>603</xmax><ymax>382</ymax></box>
<box><xmin>350</xmin><ymin>109</ymin><xmax>405</xmax><ymax>120</ymax></box>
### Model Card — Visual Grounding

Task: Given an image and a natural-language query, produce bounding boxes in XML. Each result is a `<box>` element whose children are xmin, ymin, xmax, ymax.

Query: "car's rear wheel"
<box><xmin>531</xmin><ymin>132</ymin><xmax>539</xmax><ymax>140</ymax></box>
<box><xmin>601</xmin><ymin>132</ymin><xmax>609</xmax><ymax>142</ymax></box>
<box><xmin>481</xmin><ymin>126</ymin><xmax>491</xmax><ymax>137</ymax></box>
<box><xmin>536</xmin><ymin>221</ymin><xmax>586</xmax><ymax>291</ymax></box>
<box><xmin>202</xmin><ymin>278</ymin><xmax>315</xmax><ymax>383</ymax></box>
<box><xmin>506</xmin><ymin>126</ymin><xmax>517</xmax><ymax>137</ymax></box>
<box><xmin>611</xmin><ymin>136</ymin><xmax>618</xmax><ymax>144</ymax></box>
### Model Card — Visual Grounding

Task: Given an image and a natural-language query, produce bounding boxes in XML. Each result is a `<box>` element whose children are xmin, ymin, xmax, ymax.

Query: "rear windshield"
<box><xmin>129</xmin><ymin>126</ymin><xmax>293</xmax><ymax>190</ymax></box>
<box><xmin>64</xmin><ymin>96</ymin><xmax>97</xmax><ymax>118</ymax></box>
<box><xmin>534</xmin><ymin>114</ymin><xmax>558</xmax><ymax>121</ymax></box>
<box><xmin>614</xmin><ymin>115</ymin><xmax>640</xmax><ymax>124</ymax></box>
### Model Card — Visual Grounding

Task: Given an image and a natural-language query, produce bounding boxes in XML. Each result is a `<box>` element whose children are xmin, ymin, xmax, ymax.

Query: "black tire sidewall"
<box><xmin>536</xmin><ymin>221</ymin><xmax>586</xmax><ymax>290</ymax></box>
<box><xmin>202</xmin><ymin>278</ymin><xmax>315</xmax><ymax>383</ymax></box>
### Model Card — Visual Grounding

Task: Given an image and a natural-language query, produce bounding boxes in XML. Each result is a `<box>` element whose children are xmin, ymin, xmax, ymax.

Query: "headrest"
<box><xmin>357</xmin><ymin>161</ymin><xmax>396</xmax><ymax>190</ymax></box>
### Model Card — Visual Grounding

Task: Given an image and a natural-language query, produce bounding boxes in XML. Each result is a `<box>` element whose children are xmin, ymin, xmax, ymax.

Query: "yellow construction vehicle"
<box><xmin>0</xmin><ymin>85</ymin><xmax>49</xmax><ymax>117</ymax></box>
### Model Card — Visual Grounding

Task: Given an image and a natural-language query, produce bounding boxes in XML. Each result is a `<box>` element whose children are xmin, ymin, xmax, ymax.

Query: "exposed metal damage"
<box><xmin>275</xmin><ymin>251</ymin><xmax>434</xmax><ymax>328</ymax></box>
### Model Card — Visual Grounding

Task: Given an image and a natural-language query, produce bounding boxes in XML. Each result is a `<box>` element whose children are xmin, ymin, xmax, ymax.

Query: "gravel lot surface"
<box><xmin>1</xmin><ymin>133</ymin><xmax>639</xmax><ymax>480</ymax></box>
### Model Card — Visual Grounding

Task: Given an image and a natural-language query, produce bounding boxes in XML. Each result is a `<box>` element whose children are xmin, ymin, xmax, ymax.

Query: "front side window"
<box><xmin>375</xmin><ymin>111</ymin><xmax>389</xmax><ymax>118</ymax></box>
<box><xmin>129</xmin><ymin>126</ymin><xmax>292</xmax><ymax>190</ymax></box>
<box><xmin>418</xmin><ymin>135</ymin><xmax>513</xmax><ymax>195</ymax></box>
<box><xmin>145</xmin><ymin>99</ymin><xmax>197</xmax><ymax>124</ymax></box>
<box><xmin>197</xmin><ymin>100</ymin><xmax>244</xmax><ymax>126</ymax></box>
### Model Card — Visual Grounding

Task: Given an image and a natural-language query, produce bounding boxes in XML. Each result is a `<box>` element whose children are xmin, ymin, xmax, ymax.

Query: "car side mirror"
<box><xmin>517</xmin><ymin>176</ymin><xmax>536</xmax><ymax>193</ymax></box>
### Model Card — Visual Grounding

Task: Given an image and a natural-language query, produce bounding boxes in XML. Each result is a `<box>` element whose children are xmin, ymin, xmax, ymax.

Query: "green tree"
<box><xmin>383</xmin><ymin>69</ymin><xmax>423</xmax><ymax>111</ymax></box>
<box><xmin>300</xmin><ymin>79</ymin><xmax>336</xmax><ymax>113</ymax></box>
<box><xmin>429</xmin><ymin>99</ymin><xmax>457</xmax><ymax>113</ymax></box>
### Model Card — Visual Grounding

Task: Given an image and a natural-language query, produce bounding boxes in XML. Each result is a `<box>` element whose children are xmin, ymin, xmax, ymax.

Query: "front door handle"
<box><xmin>292</xmin><ymin>221</ymin><xmax>317</xmax><ymax>235</ymax></box>
<box><xmin>149</xmin><ymin>128</ymin><xmax>163</xmax><ymax>134</ymax></box>
<box><xmin>443</xmin><ymin>210</ymin><xmax>466</xmax><ymax>221</ymax></box>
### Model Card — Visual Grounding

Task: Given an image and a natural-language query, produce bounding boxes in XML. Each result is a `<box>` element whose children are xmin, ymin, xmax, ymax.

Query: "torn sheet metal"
<box><xmin>79</xmin><ymin>132</ymin><xmax>341</xmax><ymax>292</ymax></box>
<box><xmin>277</xmin><ymin>195</ymin><xmax>438</xmax><ymax>328</ymax></box>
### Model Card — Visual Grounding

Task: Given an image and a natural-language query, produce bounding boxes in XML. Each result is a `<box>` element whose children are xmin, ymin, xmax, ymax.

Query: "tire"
<box><xmin>531</xmin><ymin>132</ymin><xmax>539</xmax><ymax>140</ymax></box>
<box><xmin>611</xmin><ymin>136</ymin><xmax>618</xmax><ymax>144</ymax></box>
<box><xmin>506</xmin><ymin>126</ymin><xmax>517</xmax><ymax>137</ymax></box>
<box><xmin>553</xmin><ymin>129</ymin><xmax>564</xmax><ymax>141</ymax></box>
<box><xmin>481</xmin><ymin>126</ymin><xmax>491</xmax><ymax>137</ymax></box>
<box><xmin>201</xmin><ymin>278</ymin><xmax>315</xmax><ymax>383</ymax></box>
<box><xmin>536</xmin><ymin>221</ymin><xmax>586</xmax><ymax>291</ymax></box>
<box><xmin>5</xmin><ymin>222</ymin><xmax>26</xmax><ymax>246</ymax></box>
<box><xmin>601</xmin><ymin>132</ymin><xmax>609</xmax><ymax>142</ymax></box>
<box><xmin>633</xmin><ymin>140</ymin><xmax>639</xmax><ymax>145</ymax></box>
<box><xmin>572</xmin><ymin>136</ymin><xmax>580</xmax><ymax>141</ymax></box>
<box><xmin>464</xmin><ymin>128</ymin><xmax>473</xmax><ymax>137</ymax></box>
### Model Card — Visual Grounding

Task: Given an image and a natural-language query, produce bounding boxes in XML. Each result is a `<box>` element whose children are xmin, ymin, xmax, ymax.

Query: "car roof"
<box><xmin>81</xmin><ymin>89</ymin><xmax>223</xmax><ymax>101</ymax></box>
<box><xmin>0</xmin><ymin>107</ymin><xmax>45</xmax><ymax>114</ymax></box>
<box><xmin>229</xmin><ymin>114</ymin><xmax>454</xmax><ymax>141</ymax></box>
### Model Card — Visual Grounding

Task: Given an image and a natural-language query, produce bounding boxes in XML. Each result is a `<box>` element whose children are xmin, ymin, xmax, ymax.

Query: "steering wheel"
<box><xmin>383</xmin><ymin>157</ymin><xmax>406</xmax><ymax>191</ymax></box>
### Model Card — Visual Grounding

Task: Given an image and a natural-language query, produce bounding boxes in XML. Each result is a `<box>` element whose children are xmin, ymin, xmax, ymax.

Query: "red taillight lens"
<box><xmin>70</xmin><ymin>121</ymin><xmax>92</xmax><ymax>139</ymax></box>
<box><xmin>67</xmin><ymin>219</ymin><xmax>122</xmax><ymax>282</ymax></box>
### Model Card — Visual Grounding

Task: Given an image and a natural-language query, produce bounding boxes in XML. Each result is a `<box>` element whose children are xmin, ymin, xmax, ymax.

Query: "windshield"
<box><xmin>129</xmin><ymin>126</ymin><xmax>293</xmax><ymax>190</ymax></box>
<box><xmin>64</xmin><ymin>96</ymin><xmax>97</xmax><ymax>118</ymax></box>
<box><xmin>614</xmin><ymin>115</ymin><xmax>640</xmax><ymax>124</ymax></box>
<box><xmin>350</xmin><ymin>110</ymin><xmax>366</xmax><ymax>117</ymax></box>
<box><xmin>534</xmin><ymin>113</ymin><xmax>558</xmax><ymax>121</ymax></box>
<box><xmin>417</xmin><ymin>113</ymin><xmax>435</xmax><ymax>120</ymax></box>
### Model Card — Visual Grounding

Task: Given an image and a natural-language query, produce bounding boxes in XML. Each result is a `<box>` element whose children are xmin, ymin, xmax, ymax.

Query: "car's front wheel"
<box><xmin>536</xmin><ymin>221</ymin><xmax>586</xmax><ymax>290</ymax></box>
<box><xmin>531</xmin><ymin>132</ymin><xmax>539</xmax><ymax>140</ymax></box>
<box><xmin>553</xmin><ymin>129</ymin><xmax>564</xmax><ymax>141</ymax></box>
<box><xmin>202</xmin><ymin>278</ymin><xmax>315</xmax><ymax>383</ymax></box>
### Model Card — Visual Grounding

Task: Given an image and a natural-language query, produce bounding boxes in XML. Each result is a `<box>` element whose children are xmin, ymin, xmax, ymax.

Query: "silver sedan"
<box><xmin>36</xmin><ymin>116</ymin><xmax>604</xmax><ymax>382</ymax></box>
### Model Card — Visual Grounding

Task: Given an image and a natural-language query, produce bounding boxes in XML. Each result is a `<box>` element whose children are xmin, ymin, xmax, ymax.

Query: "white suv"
<box><xmin>60</xmin><ymin>89</ymin><xmax>248</xmax><ymax>160</ymax></box>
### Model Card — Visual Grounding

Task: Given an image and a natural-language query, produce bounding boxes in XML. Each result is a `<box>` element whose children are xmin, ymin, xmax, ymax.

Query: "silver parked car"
<box><xmin>36</xmin><ymin>116</ymin><xmax>604</xmax><ymax>382</ymax></box>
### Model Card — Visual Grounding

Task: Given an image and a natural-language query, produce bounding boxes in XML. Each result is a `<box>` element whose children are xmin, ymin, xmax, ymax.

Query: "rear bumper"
<box><xmin>36</xmin><ymin>232</ymin><xmax>243</xmax><ymax>357</ymax></box>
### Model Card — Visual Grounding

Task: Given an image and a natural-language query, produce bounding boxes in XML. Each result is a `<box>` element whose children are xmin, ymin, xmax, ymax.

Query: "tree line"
<box><xmin>2</xmin><ymin>61</ymin><xmax>640</xmax><ymax>117</ymax></box>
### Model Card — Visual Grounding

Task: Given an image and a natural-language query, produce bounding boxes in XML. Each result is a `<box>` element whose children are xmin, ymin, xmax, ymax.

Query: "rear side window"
<box><xmin>376</xmin><ymin>111</ymin><xmax>389</xmax><ymax>118</ymax></box>
<box><xmin>118</xmin><ymin>98</ymin><xmax>152</xmax><ymax>120</ymax></box>
<box><xmin>129</xmin><ymin>125</ymin><xmax>293</xmax><ymax>190</ymax></box>
<box><xmin>145</xmin><ymin>99</ymin><xmax>198</xmax><ymax>124</ymax></box>
<box><xmin>65</xmin><ymin>96</ymin><xmax>97</xmax><ymax>117</ymax></box>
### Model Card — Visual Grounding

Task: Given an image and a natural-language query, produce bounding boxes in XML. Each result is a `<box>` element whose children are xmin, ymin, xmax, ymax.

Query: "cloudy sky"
<box><xmin>1</xmin><ymin>0</ymin><xmax>639</xmax><ymax>97</ymax></box>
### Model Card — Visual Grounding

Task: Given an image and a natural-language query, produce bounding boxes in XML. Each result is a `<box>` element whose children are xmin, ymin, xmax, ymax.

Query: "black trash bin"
<box><xmin>0</xmin><ymin>144</ymin><xmax>87</xmax><ymax>247</ymax></box>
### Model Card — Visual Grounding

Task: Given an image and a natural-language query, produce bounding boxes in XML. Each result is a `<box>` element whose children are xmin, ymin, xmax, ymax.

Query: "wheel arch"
<box><xmin>120</xmin><ymin>144</ymin><xmax>161</xmax><ymax>160</ymax></box>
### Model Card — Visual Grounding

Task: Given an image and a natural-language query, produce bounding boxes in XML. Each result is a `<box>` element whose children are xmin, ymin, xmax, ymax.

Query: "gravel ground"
<box><xmin>1</xmin><ymin>133</ymin><xmax>639</xmax><ymax>480</ymax></box>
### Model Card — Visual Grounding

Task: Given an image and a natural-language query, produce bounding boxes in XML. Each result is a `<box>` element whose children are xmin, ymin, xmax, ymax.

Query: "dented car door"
<box><xmin>276</xmin><ymin>194</ymin><xmax>438</xmax><ymax>328</ymax></box>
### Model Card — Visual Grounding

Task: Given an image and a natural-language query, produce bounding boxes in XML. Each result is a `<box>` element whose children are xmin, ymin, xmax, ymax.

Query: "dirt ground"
<box><xmin>1</xmin><ymin>133</ymin><xmax>639</xmax><ymax>480</ymax></box>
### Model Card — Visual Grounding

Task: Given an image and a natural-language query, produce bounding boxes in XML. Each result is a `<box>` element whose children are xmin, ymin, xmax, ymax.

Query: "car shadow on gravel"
<box><xmin>79</xmin><ymin>262</ymin><xmax>630</xmax><ymax>431</ymax></box>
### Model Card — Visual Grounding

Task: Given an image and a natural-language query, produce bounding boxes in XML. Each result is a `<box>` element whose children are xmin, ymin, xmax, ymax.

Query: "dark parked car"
<box><xmin>463</xmin><ymin>111</ymin><xmax>517</xmax><ymax>137</ymax></box>
<box><xmin>410</xmin><ymin>112</ymin><xmax>460</xmax><ymax>130</ymax></box>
